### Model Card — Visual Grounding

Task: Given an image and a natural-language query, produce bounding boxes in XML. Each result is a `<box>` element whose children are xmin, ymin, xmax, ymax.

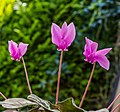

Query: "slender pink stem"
<box><xmin>79</xmin><ymin>63</ymin><xmax>96</xmax><ymax>107</ymax></box>
<box><xmin>55</xmin><ymin>51</ymin><xmax>63</xmax><ymax>105</ymax></box>
<box><xmin>22</xmin><ymin>57</ymin><xmax>32</xmax><ymax>94</ymax></box>
<box><xmin>111</xmin><ymin>103</ymin><xmax>120</xmax><ymax>112</ymax></box>
<box><xmin>107</xmin><ymin>93</ymin><xmax>120</xmax><ymax>110</ymax></box>
<box><xmin>0</xmin><ymin>92</ymin><xmax>7</xmax><ymax>100</ymax></box>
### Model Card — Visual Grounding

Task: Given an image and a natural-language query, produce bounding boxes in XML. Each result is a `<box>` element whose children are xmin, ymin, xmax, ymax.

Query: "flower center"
<box><xmin>57</xmin><ymin>40</ymin><xmax>67</xmax><ymax>51</ymax></box>
<box><xmin>87</xmin><ymin>53</ymin><xmax>96</xmax><ymax>64</ymax></box>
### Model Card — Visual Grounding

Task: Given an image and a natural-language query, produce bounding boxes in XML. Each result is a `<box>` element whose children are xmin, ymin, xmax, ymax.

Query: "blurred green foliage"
<box><xmin>0</xmin><ymin>0</ymin><xmax>119</xmax><ymax>111</ymax></box>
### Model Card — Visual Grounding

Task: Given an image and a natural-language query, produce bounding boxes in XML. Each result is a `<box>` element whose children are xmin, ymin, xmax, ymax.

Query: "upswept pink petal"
<box><xmin>91</xmin><ymin>42</ymin><xmax>98</xmax><ymax>53</ymax></box>
<box><xmin>95</xmin><ymin>54</ymin><xmax>110</xmax><ymax>70</ymax></box>
<box><xmin>19</xmin><ymin>42</ymin><xmax>29</xmax><ymax>56</ymax></box>
<box><xmin>51</xmin><ymin>23</ymin><xmax>62</xmax><ymax>46</ymax></box>
<box><xmin>84</xmin><ymin>37</ymin><xmax>93</xmax><ymax>56</ymax></box>
<box><xmin>85</xmin><ymin>37</ymin><xmax>93</xmax><ymax>45</ymax></box>
<box><xmin>64</xmin><ymin>22</ymin><xmax>76</xmax><ymax>46</ymax></box>
<box><xmin>95</xmin><ymin>48</ymin><xmax>112</xmax><ymax>56</ymax></box>
<box><xmin>83</xmin><ymin>38</ymin><xmax>98</xmax><ymax>57</ymax></box>
<box><xmin>85</xmin><ymin>37</ymin><xmax>98</xmax><ymax>53</ymax></box>
<box><xmin>61</xmin><ymin>22</ymin><xmax>67</xmax><ymax>39</ymax></box>
<box><xmin>83</xmin><ymin>44</ymin><xmax>90</xmax><ymax>57</ymax></box>
<box><xmin>8</xmin><ymin>40</ymin><xmax>18</xmax><ymax>56</ymax></box>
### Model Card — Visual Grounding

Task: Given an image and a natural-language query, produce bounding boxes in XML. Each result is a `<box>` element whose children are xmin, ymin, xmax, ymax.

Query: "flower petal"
<box><xmin>85</xmin><ymin>37</ymin><xmax>98</xmax><ymax>53</ymax></box>
<box><xmin>96</xmin><ymin>48</ymin><xmax>112</xmax><ymax>55</ymax></box>
<box><xmin>51</xmin><ymin>23</ymin><xmax>62</xmax><ymax>46</ymax></box>
<box><xmin>83</xmin><ymin>44</ymin><xmax>90</xmax><ymax>57</ymax></box>
<box><xmin>64</xmin><ymin>22</ymin><xmax>76</xmax><ymax>46</ymax></box>
<box><xmin>8</xmin><ymin>40</ymin><xmax>18</xmax><ymax>56</ymax></box>
<box><xmin>61</xmin><ymin>22</ymin><xmax>67</xmax><ymax>39</ymax></box>
<box><xmin>12</xmin><ymin>50</ymin><xmax>21</xmax><ymax>61</ymax></box>
<box><xmin>95</xmin><ymin>54</ymin><xmax>110</xmax><ymax>70</ymax></box>
<box><xmin>83</xmin><ymin>37</ymin><xmax>98</xmax><ymax>57</ymax></box>
<box><xmin>84</xmin><ymin>37</ymin><xmax>93</xmax><ymax>56</ymax></box>
<box><xmin>19</xmin><ymin>42</ymin><xmax>28</xmax><ymax>56</ymax></box>
<box><xmin>85</xmin><ymin>37</ymin><xmax>93</xmax><ymax>45</ymax></box>
<box><xmin>91</xmin><ymin>42</ymin><xmax>98</xmax><ymax>53</ymax></box>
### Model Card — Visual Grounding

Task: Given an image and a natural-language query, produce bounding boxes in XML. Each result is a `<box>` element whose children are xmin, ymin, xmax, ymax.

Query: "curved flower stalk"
<box><xmin>0</xmin><ymin>92</ymin><xmax>7</xmax><ymax>100</ymax></box>
<box><xmin>8</xmin><ymin>40</ymin><xmax>32</xmax><ymax>94</ymax></box>
<box><xmin>111</xmin><ymin>103</ymin><xmax>120</xmax><ymax>112</ymax></box>
<box><xmin>51</xmin><ymin>22</ymin><xmax>76</xmax><ymax>104</ymax></box>
<box><xmin>107</xmin><ymin>93</ymin><xmax>120</xmax><ymax>110</ymax></box>
<box><xmin>79</xmin><ymin>37</ymin><xmax>112</xmax><ymax>107</ymax></box>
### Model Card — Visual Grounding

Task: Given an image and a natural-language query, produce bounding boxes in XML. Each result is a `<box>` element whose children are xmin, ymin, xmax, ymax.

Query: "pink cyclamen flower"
<box><xmin>8</xmin><ymin>40</ymin><xmax>28</xmax><ymax>61</ymax></box>
<box><xmin>83</xmin><ymin>37</ymin><xmax>112</xmax><ymax>70</ymax></box>
<box><xmin>51</xmin><ymin>22</ymin><xmax>76</xmax><ymax>51</ymax></box>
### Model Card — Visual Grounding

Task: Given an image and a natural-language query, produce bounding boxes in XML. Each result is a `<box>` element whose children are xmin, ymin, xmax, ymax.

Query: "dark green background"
<box><xmin>0</xmin><ymin>0</ymin><xmax>119</xmax><ymax>110</ymax></box>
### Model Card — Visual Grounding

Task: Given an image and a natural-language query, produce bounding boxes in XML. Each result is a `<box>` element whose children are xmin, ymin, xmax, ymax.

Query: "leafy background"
<box><xmin>0</xmin><ymin>0</ymin><xmax>120</xmax><ymax>111</ymax></box>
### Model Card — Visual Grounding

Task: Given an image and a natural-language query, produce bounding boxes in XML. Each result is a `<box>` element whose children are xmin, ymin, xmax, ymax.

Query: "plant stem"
<box><xmin>55</xmin><ymin>51</ymin><xmax>63</xmax><ymax>105</ymax></box>
<box><xmin>22</xmin><ymin>57</ymin><xmax>32</xmax><ymax>94</ymax></box>
<box><xmin>0</xmin><ymin>92</ymin><xmax>7</xmax><ymax>100</ymax></box>
<box><xmin>79</xmin><ymin>63</ymin><xmax>96</xmax><ymax>107</ymax></box>
<box><xmin>111</xmin><ymin>103</ymin><xmax>120</xmax><ymax>112</ymax></box>
<box><xmin>107</xmin><ymin>93</ymin><xmax>120</xmax><ymax>110</ymax></box>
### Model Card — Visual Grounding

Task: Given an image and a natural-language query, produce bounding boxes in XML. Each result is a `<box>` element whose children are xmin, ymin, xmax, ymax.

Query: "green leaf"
<box><xmin>57</xmin><ymin>98</ymin><xmax>86</xmax><ymax>112</ymax></box>
<box><xmin>27</xmin><ymin>94</ymin><xmax>50</xmax><ymax>109</ymax></box>
<box><xmin>0</xmin><ymin>98</ymin><xmax>37</xmax><ymax>109</ymax></box>
<box><xmin>57</xmin><ymin>98</ymin><xmax>109</xmax><ymax>112</ymax></box>
<box><xmin>27</xmin><ymin>94</ymin><xmax>59</xmax><ymax>112</ymax></box>
<box><xmin>88</xmin><ymin>108</ymin><xmax>109</xmax><ymax>112</ymax></box>
<box><xmin>0</xmin><ymin>96</ymin><xmax>109</xmax><ymax>112</ymax></box>
<box><xmin>20</xmin><ymin>106</ymin><xmax>44</xmax><ymax>112</ymax></box>
<box><xmin>3</xmin><ymin>110</ymin><xmax>18</xmax><ymax>112</ymax></box>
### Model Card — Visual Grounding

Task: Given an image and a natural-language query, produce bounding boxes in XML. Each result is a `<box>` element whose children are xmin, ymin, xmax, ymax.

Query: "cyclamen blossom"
<box><xmin>8</xmin><ymin>40</ymin><xmax>28</xmax><ymax>61</ymax></box>
<box><xmin>83</xmin><ymin>37</ymin><xmax>112</xmax><ymax>70</ymax></box>
<box><xmin>51</xmin><ymin>22</ymin><xmax>76</xmax><ymax>51</ymax></box>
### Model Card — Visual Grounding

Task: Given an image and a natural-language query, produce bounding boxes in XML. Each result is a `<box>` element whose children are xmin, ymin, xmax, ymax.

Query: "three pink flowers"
<box><xmin>8</xmin><ymin>22</ymin><xmax>112</xmax><ymax>70</ymax></box>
